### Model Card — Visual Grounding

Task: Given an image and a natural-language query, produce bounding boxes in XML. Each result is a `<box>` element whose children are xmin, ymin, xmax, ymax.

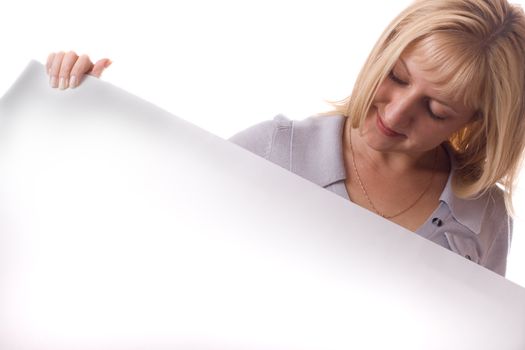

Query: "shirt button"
<box><xmin>432</xmin><ymin>217</ymin><xmax>443</xmax><ymax>227</ymax></box>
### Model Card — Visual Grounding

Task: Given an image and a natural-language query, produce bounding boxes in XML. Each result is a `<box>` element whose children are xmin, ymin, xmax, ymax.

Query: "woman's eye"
<box><xmin>388</xmin><ymin>70</ymin><xmax>407</xmax><ymax>85</ymax></box>
<box><xmin>428</xmin><ymin>106</ymin><xmax>447</xmax><ymax>121</ymax></box>
<box><xmin>426</xmin><ymin>100</ymin><xmax>448</xmax><ymax>121</ymax></box>
<box><xmin>387</xmin><ymin>70</ymin><xmax>448</xmax><ymax>121</ymax></box>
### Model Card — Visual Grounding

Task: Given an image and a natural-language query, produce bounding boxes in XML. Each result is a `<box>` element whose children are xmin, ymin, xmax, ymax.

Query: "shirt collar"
<box><xmin>439</xmin><ymin>144</ymin><xmax>489</xmax><ymax>235</ymax></box>
<box><xmin>289</xmin><ymin>115</ymin><xmax>489</xmax><ymax>234</ymax></box>
<box><xmin>290</xmin><ymin>115</ymin><xmax>347</xmax><ymax>188</ymax></box>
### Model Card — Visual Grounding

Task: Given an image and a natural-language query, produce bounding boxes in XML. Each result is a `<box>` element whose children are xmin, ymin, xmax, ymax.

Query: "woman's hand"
<box><xmin>46</xmin><ymin>51</ymin><xmax>112</xmax><ymax>89</ymax></box>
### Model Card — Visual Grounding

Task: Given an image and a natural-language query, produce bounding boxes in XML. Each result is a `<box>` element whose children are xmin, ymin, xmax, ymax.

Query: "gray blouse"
<box><xmin>229</xmin><ymin>114</ymin><xmax>512</xmax><ymax>276</ymax></box>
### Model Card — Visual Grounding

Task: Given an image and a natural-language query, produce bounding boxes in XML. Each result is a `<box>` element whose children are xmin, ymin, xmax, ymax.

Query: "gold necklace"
<box><xmin>348</xmin><ymin>133</ymin><xmax>438</xmax><ymax>219</ymax></box>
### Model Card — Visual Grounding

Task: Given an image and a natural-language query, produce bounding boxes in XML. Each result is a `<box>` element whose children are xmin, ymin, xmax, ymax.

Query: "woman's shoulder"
<box><xmin>228</xmin><ymin>114</ymin><xmax>345</xmax><ymax>160</ymax></box>
<box><xmin>228</xmin><ymin>114</ymin><xmax>292</xmax><ymax>159</ymax></box>
<box><xmin>473</xmin><ymin>185</ymin><xmax>511</xmax><ymax>276</ymax></box>
<box><xmin>443</xmin><ymin>175</ymin><xmax>511</xmax><ymax>275</ymax></box>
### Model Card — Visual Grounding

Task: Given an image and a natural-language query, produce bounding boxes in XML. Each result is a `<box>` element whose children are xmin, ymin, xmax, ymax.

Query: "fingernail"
<box><xmin>50</xmin><ymin>76</ymin><xmax>58</xmax><ymax>88</ymax></box>
<box><xmin>69</xmin><ymin>76</ymin><xmax>77</xmax><ymax>88</ymax></box>
<box><xmin>105</xmin><ymin>59</ymin><xmax>113</xmax><ymax>68</ymax></box>
<box><xmin>58</xmin><ymin>77</ymin><xmax>66</xmax><ymax>90</ymax></box>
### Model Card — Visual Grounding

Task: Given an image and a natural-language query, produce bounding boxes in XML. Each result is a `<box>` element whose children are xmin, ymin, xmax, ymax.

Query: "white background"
<box><xmin>0</xmin><ymin>0</ymin><xmax>523</xmax><ymax>286</ymax></box>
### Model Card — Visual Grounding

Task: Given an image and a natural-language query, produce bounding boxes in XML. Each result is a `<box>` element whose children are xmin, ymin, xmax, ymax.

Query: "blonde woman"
<box><xmin>46</xmin><ymin>0</ymin><xmax>525</xmax><ymax>276</ymax></box>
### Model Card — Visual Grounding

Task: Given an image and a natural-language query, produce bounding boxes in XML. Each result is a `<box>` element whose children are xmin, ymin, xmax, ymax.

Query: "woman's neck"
<box><xmin>346</xmin><ymin>122</ymin><xmax>447</xmax><ymax>175</ymax></box>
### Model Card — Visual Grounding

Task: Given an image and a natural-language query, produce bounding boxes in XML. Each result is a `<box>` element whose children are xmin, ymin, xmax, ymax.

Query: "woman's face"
<box><xmin>360</xmin><ymin>47</ymin><xmax>477</xmax><ymax>157</ymax></box>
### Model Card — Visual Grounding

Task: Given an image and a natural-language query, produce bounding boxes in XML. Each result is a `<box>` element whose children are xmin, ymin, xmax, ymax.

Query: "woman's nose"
<box><xmin>383</xmin><ymin>92</ymin><xmax>418</xmax><ymax>127</ymax></box>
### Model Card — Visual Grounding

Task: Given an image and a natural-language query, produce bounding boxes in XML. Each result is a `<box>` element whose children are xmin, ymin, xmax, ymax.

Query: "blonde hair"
<box><xmin>331</xmin><ymin>0</ymin><xmax>525</xmax><ymax>213</ymax></box>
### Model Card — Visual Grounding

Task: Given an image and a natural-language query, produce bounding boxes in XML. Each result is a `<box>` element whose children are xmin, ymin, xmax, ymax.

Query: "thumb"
<box><xmin>90</xmin><ymin>58</ymin><xmax>112</xmax><ymax>78</ymax></box>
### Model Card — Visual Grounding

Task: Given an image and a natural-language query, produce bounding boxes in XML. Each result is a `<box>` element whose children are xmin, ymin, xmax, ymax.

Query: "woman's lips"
<box><xmin>376</xmin><ymin>113</ymin><xmax>404</xmax><ymax>137</ymax></box>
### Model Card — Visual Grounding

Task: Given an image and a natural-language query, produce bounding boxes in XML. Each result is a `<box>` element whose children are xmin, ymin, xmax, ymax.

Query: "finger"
<box><xmin>58</xmin><ymin>51</ymin><xmax>79</xmax><ymax>90</ymax></box>
<box><xmin>49</xmin><ymin>51</ymin><xmax>65</xmax><ymax>88</ymax></box>
<box><xmin>46</xmin><ymin>52</ymin><xmax>55</xmax><ymax>75</ymax></box>
<box><xmin>89</xmin><ymin>58</ymin><xmax>112</xmax><ymax>78</ymax></box>
<box><xmin>69</xmin><ymin>55</ymin><xmax>94</xmax><ymax>88</ymax></box>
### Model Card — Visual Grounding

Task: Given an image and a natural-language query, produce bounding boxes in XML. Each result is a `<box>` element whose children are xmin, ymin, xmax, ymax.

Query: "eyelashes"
<box><xmin>387</xmin><ymin>70</ymin><xmax>447</xmax><ymax>121</ymax></box>
<box><xmin>388</xmin><ymin>70</ymin><xmax>407</xmax><ymax>85</ymax></box>
<box><xmin>427</xmin><ymin>105</ymin><xmax>446</xmax><ymax>121</ymax></box>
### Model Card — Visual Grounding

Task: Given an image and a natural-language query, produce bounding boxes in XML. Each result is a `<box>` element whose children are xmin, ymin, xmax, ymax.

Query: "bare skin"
<box><xmin>46</xmin><ymin>51</ymin><xmax>111</xmax><ymax>89</ymax></box>
<box><xmin>343</xmin><ymin>123</ymin><xmax>451</xmax><ymax>232</ymax></box>
<box><xmin>343</xmin><ymin>45</ymin><xmax>476</xmax><ymax>232</ymax></box>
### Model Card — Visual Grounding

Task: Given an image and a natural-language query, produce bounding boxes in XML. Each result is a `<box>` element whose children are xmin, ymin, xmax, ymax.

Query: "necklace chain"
<box><xmin>348</xmin><ymin>134</ymin><xmax>438</xmax><ymax>219</ymax></box>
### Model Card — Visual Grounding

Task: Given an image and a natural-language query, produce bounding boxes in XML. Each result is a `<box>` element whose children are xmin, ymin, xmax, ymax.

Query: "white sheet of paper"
<box><xmin>0</xmin><ymin>61</ymin><xmax>524</xmax><ymax>350</ymax></box>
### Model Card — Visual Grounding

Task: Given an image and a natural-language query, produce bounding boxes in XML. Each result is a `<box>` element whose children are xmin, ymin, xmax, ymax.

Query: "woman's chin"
<box><xmin>358</xmin><ymin>126</ymin><xmax>399</xmax><ymax>152</ymax></box>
